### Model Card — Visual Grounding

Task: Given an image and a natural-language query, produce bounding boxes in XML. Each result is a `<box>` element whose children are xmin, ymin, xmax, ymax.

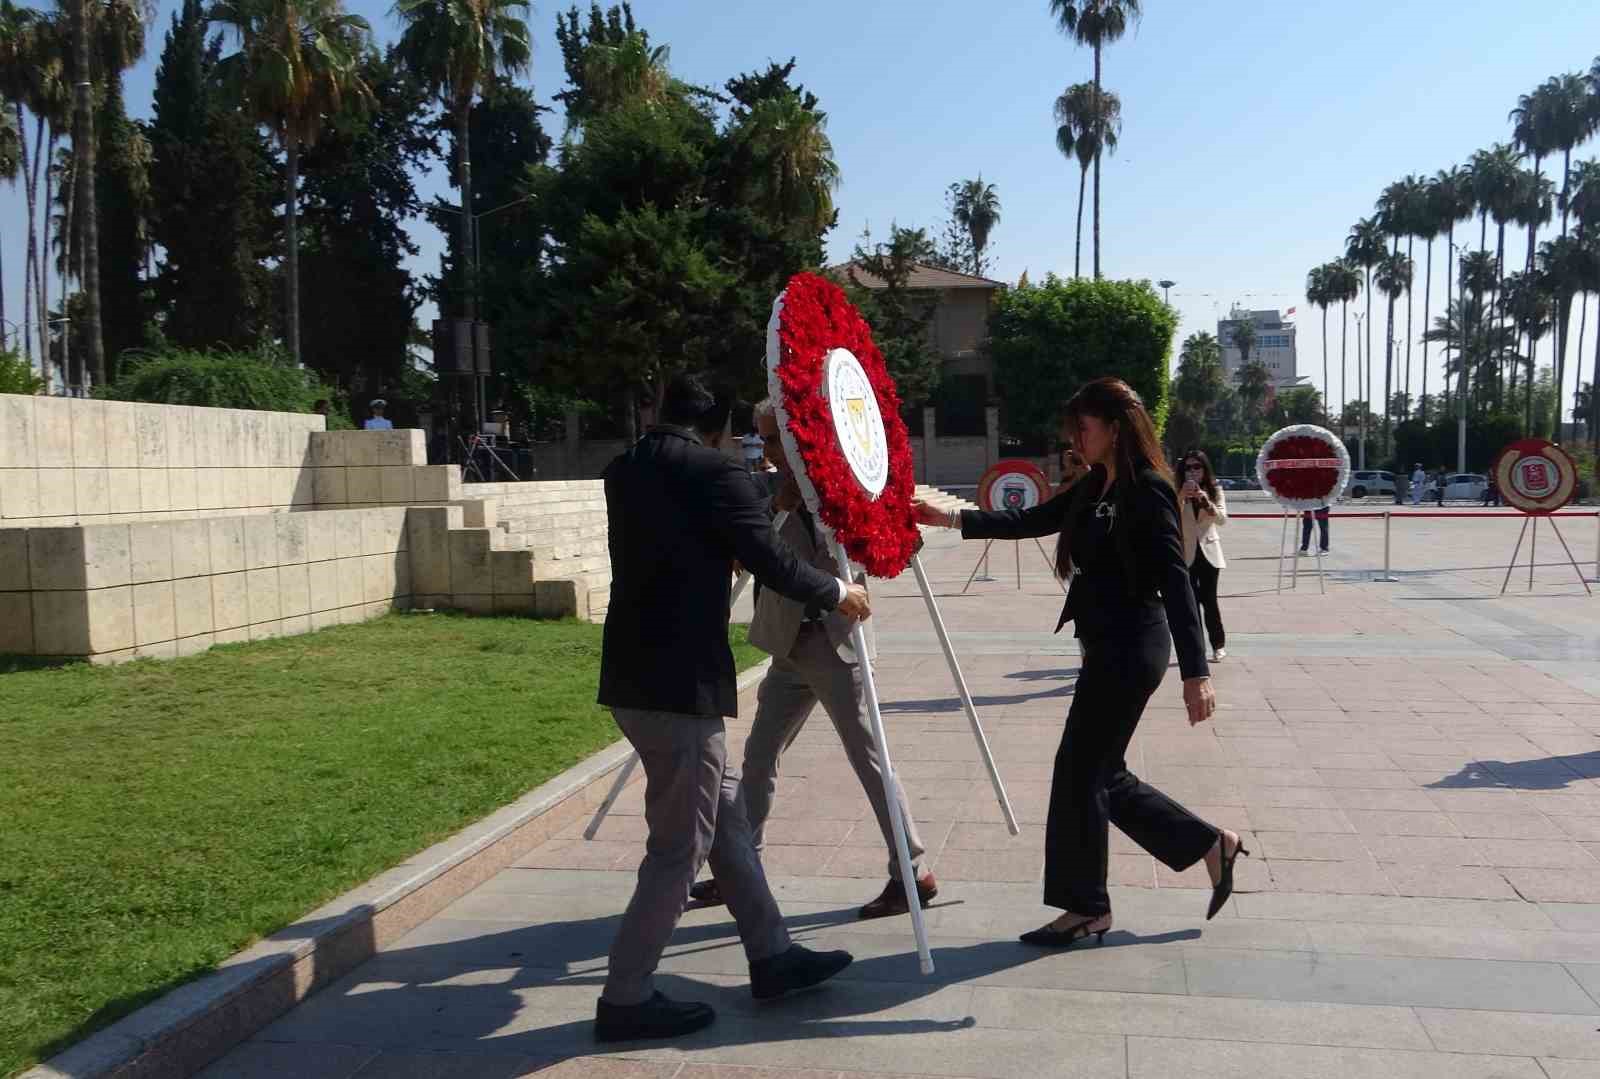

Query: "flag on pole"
<box><xmin>1284</xmin><ymin>306</ymin><xmax>1297</xmax><ymax>317</ymax></box>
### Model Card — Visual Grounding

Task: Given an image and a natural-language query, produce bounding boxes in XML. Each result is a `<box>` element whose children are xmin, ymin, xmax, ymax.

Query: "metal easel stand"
<box><xmin>962</xmin><ymin>538</ymin><xmax>1066</xmax><ymax>595</ymax></box>
<box><xmin>1500</xmin><ymin>515</ymin><xmax>1593</xmax><ymax>596</ymax></box>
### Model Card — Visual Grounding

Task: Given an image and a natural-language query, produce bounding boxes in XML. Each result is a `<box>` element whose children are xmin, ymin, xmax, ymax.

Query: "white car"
<box><xmin>1441</xmin><ymin>473</ymin><xmax>1488</xmax><ymax>502</ymax></box>
<box><xmin>1346</xmin><ymin>470</ymin><xmax>1396</xmax><ymax>499</ymax></box>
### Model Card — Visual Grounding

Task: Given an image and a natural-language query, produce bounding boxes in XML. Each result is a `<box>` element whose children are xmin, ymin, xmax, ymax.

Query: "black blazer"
<box><xmin>598</xmin><ymin>426</ymin><xmax>841</xmax><ymax>718</ymax></box>
<box><xmin>959</xmin><ymin>466</ymin><xmax>1210</xmax><ymax>680</ymax></box>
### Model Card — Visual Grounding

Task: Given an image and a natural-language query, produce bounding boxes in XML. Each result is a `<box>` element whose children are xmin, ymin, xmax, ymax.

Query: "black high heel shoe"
<box><xmin>1019</xmin><ymin>913</ymin><xmax>1111</xmax><ymax>948</ymax></box>
<box><xmin>1206</xmin><ymin>831</ymin><xmax>1250</xmax><ymax>921</ymax></box>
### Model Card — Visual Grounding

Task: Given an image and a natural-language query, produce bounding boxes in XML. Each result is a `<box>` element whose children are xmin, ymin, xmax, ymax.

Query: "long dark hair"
<box><xmin>1054</xmin><ymin>377</ymin><xmax>1175</xmax><ymax>579</ymax></box>
<box><xmin>1181</xmin><ymin>448</ymin><xmax>1220</xmax><ymax>502</ymax></box>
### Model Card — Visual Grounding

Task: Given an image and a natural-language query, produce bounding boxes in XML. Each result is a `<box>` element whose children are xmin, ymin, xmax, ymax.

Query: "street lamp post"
<box><xmin>1451</xmin><ymin>240</ymin><xmax>1468</xmax><ymax>473</ymax></box>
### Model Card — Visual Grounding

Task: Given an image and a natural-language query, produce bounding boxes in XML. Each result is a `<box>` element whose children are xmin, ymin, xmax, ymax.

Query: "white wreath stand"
<box><xmin>1275</xmin><ymin>510</ymin><xmax>1327</xmax><ymax>595</ymax></box>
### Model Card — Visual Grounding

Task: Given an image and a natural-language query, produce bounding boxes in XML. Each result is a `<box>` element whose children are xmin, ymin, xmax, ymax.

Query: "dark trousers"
<box><xmin>1187</xmin><ymin>554</ymin><xmax>1225</xmax><ymax>651</ymax></box>
<box><xmin>1046</xmin><ymin>627</ymin><xmax>1219</xmax><ymax>915</ymax></box>
<box><xmin>1300</xmin><ymin>510</ymin><xmax>1329</xmax><ymax>551</ymax></box>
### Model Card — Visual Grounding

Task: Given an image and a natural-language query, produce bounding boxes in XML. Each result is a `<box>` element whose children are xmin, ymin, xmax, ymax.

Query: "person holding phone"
<box><xmin>1179</xmin><ymin>450</ymin><xmax>1228</xmax><ymax>662</ymax></box>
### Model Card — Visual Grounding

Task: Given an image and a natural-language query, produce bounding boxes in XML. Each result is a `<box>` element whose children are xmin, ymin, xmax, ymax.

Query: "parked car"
<box><xmin>1441</xmin><ymin>473</ymin><xmax>1488</xmax><ymax>502</ymax></box>
<box><xmin>1347</xmin><ymin>470</ymin><xmax>1396</xmax><ymax>499</ymax></box>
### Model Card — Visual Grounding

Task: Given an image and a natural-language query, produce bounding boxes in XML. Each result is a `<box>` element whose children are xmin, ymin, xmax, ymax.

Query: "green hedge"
<box><xmin>990</xmin><ymin>276</ymin><xmax>1177</xmax><ymax>442</ymax></box>
<box><xmin>97</xmin><ymin>347</ymin><xmax>349</xmax><ymax>426</ymax></box>
<box><xmin>0</xmin><ymin>350</ymin><xmax>44</xmax><ymax>395</ymax></box>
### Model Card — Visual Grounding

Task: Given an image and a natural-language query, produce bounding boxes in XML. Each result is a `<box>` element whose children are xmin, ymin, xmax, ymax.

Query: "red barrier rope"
<box><xmin>1230</xmin><ymin>510</ymin><xmax>1598</xmax><ymax>520</ymax></box>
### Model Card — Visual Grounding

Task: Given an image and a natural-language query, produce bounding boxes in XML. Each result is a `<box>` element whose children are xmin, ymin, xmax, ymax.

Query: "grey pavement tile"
<box><xmin>1265</xmin><ymin>859</ymin><xmax>1393</xmax><ymax>895</ymax></box>
<box><xmin>1246</xmin><ymin>807</ymin><xmax>1355</xmax><ymax>833</ymax></box>
<box><xmin>629</xmin><ymin>1018</ymin><xmax>1127</xmax><ymax>1079</ymax></box>
<box><xmin>1181</xmin><ymin>946</ymin><xmax>1598</xmax><ymax>1013</ymax></box>
<box><xmin>1475</xmin><ymin>837</ymin><xmax>1597</xmax><ymax>868</ymax></box>
<box><xmin>1504</xmin><ymin>868</ymin><xmax>1600</xmax><ymax>902</ymax></box>
<box><xmin>1380</xmin><ymin>863</ymin><xmax>1518</xmax><ymax>899</ymax></box>
<box><xmin>1542</xmin><ymin>1061</ymin><xmax>1600</xmax><ymax>1078</ymax></box>
<box><xmin>350</xmin><ymin>1049</ymin><xmax>545</xmax><ymax>1078</ymax></box>
<box><xmin>1250</xmin><ymin>832</ymin><xmax>1371</xmax><ymax>862</ymax></box>
<box><xmin>194</xmin><ymin>1041</ymin><xmax>379</xmax><ymax>1079</ymax></box>
<box><xmin>1417</xmin><ymin>1006</ymin><xmax>1600</xmax><ymax>1059</ymax></box>
<box><xmin>1342</xmin><ymin>810</ymin><xmax>1463</xmax><ymax>837</ymax></box>
<box><xmin>1543</xmin><ymin>904</ymin><xmax>1600</xmax><ymax>932</ymax></box>
<box><xmin>1360</xmin><ymin>835</ymin><xmax>1481</xmax><ymax>864</ymax></box>
<box><xmin>1127</xmin><ymin>1034</ymin><xmax>1544</xmax><ymax>1079</ymax></box>
<box><xmin>1326</xmin><ymin>788</ymin><xmax>1439</xmax><ymax>812</ymax></box>
<box><xmin>1450</xmin><ymin>812</ymin><xmax>1567</xmax><ymax>839</ymax></box>
<box><xmin>968</xmin><ymin>986</ymin><xmax>1431</xmax><ymax>1050</ymax></box>
<box><xmin>529</xmin><ymin>1061</ymin><xmax>685</xmax><ymax>1078</ymax></box>
<box><xmin>1307</xmin><ymin>922</ymin><xmax>1600</xmax><ymax>963</ymax></box>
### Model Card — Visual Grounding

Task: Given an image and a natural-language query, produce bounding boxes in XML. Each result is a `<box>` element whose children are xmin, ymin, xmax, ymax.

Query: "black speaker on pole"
<box><xmin>432</xmin><ymin>318</ymin><xmax>475</xmax><ymax>374</ymax></box>
<box><xmin>474</xmin><ymin>321</ymin><xmax>492</xmax><ymax>374</ymax></box>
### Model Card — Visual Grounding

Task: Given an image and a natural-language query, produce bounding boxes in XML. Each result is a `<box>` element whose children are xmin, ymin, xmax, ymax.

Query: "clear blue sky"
<box><xmin>6</xmin><ymin>0</ymin><xmax>1600</xmax><ymax>412</ymax></box>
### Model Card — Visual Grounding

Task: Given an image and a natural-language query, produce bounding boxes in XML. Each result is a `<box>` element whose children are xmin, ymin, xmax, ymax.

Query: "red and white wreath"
<box><xmin>1255</xmin><ymin>424</ymin><xmax>1350</xmax><ymax>511</ymax></box>
<box><xmin>765</xmin><ymin>272</ymin><xmax>920</xmax><ymax>578</ymax></box>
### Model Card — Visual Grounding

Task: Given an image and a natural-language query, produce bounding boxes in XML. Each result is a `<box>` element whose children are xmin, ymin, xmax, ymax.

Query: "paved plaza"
<box><xmin>203</xmin><ymin>505</ymin><xmax>1600</xmax><ymax>1078</ymax></box>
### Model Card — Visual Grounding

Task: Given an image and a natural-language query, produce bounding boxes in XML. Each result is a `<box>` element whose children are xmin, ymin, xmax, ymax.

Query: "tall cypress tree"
<box><xmin>97</xmin><ymin>73</ymin><xmax>149</xmax><ymax>376</ymax></box>
<box><xmin>145</xmin><ymin>0</ymin><xmax>276</xmax><ymax>350</ymax></box>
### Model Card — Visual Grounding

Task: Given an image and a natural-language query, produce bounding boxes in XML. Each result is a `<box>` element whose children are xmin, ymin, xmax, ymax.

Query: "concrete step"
<box><xmin>534</xmin><ymin>553</ymin><xmax>611</xmax><ymax>579</ymax></box>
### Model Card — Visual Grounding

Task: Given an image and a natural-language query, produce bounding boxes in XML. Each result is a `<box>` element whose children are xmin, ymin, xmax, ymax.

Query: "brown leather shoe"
<box><xmin>859</xmin><ymin>873</ymin><xmax>938</xmax><ymax>919</ymax></box>
<box><xmin>688</xmin><ymin>878</ymin><xmax>724</xmax><ymax>906</ymax></box>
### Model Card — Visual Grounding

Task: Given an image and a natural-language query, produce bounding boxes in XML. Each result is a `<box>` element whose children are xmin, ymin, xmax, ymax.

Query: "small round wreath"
<box><xmin>1255</xmin><ymin>424</ymin><xmax>1350</xmax><ymax>510</ymax></box>
<box><xmin>1492</xmin><ymin>438</ymin><xmax>1578</xmax><ymax>514</ymax></box>
<box><xmin>765</xmin><ymin>272</ymin><xmax>920</xmax><ymax>578</ymax></box>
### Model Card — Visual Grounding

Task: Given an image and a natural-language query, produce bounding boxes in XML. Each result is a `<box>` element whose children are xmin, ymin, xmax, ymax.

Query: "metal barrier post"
<box><xmin>1593</xmin><ymin>512</ymin><xmax>1599</xmax><ymax>583</ymax></box>
<box><xmin>1379</xmin><ymin>511</ymin><xmax>1397</xmax><ymax>582</ymax></box>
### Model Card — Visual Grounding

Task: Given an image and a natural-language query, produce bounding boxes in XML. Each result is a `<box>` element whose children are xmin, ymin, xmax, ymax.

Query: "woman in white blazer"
<box><xmin>1178</xmin><ymin>450</ymin><xmax>1228</xmax><ymax>661</ymax></box>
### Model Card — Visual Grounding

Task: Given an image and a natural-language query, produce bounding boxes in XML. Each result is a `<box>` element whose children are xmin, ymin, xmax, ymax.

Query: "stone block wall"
<box><xmin>1</xmin><ymin>507</ymin><xmax>413</xmax><ymax>662</ymax></box>
<box><xmin>0</xmin><ymin>394</ymin><xmax>326</xmax><ymax>528</ymax></box>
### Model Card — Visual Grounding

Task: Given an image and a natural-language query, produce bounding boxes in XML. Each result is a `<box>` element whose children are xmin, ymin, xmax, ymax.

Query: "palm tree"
<box><xmin>729</xmin><ymin>94</ymin><xmax>841</xmax><ymax>240</ymax></box>
<box><xmin>0</xmin><ymin>101</ymin><xmax>18</xmax><ymax>354</ymax></box>
<box><xmin>951</xmin><ymin>176</ymin><xmax>1001</xmax><ymax>277</ymax></box>
<box><xmin>1468</xmin><ymin>145</ymin><xmax>1523</xmax><ymax>404</ymax></box>
<box><xmin>1503</xmin><ymin>271</ymin><xmax>1552</xmax><ymax>433</ymax></box>
<box><xmin>568</xmin><ymin>31</ymin><xmax>671</xmax><ymax>127</ymax></box>
<box><xmin>1053</xmin><ymin>81</ymin><xmax>1119</xmax><ymax>279</ymax></box>
<box><xmin>0</xmin><ymin>0</ymin><xmax>43</xmax><ymax>365</ymax></box>
<box><xmin>211</xmin><ymin>0</ymin><xmax>373</xmax><ymax>369</ymax></box>
<box><xmin>1375</xmin><ymin>251</ymin><xmax>1413</xmax><ymax>454</ymax></box>
<box><xmin>1391</xmin><ymin>174</ymin><xmax>1430</xmax><ymax>417</ymax></box>
<box><xmin>394</xmin><ymin>0</ymin><xmax>530</xmax><ymax>324</ymax></box>
<box><xmin>1430</xmin><ymin>167</ymin><xmax>1475</xmax><ymax>418</ymax></box>
<box><xmin>1345</xmin><ymin>217</ymin><xmax>1385</xmax><ymax>442</ymax></box>
<box><xmin>1306</xmin><ymin>263</ymin><xmax>1333</xmax><ymax>423</ymax></box>
<box><xmin>1509</xmin><ymin>170</ymin><xmax>1554</xmax><ymax>399</ymax></box>
<box><xmin>1047</xmin><ymin>0</ymin><xmax>1140</xmax><ymax>279</ymax></box>
<box><xmin>1572</xmin><ymin>157</ymin><xmax>1600</xmax><ymax>451</ymax></box>
<box><xmin>1326</xmin><ymin>258</ymin><xmax>1362</xmax><ymax>426</ymax></box>
<box><xmin>1173</xmin><ymin>330</ymin><xmax>1224</xmax><ymax>416</ymax></box>
<box><xmin>1512</xmin><ymin>81</ymin><xmax>1558</xmax><ymax>290</ymax></box>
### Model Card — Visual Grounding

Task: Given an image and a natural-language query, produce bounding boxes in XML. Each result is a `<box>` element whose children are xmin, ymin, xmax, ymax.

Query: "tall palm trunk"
<box><xmin>40</xmin><ymin>126</ymin><xmax>55</xmax><ymax>384</ymax></box>
<box><xmin>18</xmin><ymin>102</ymin><xmax>35</xmax><ymax>367</ymax></box>
<box><xmin>1404</xmin><ymin>235</ymin><xmax>1415</xmax><ymax>420</ymax></box>
<box><xmin>1383</xmin><ymin>288</ymin><xmax>1395</xmax><ymax>457</ymax></box>
<box><xmin>58</xmin><ymin>155</ymin><xmax>72</xmax><ymax>389</ymax></box>
<box><xmin>1073</xmin><ymin>164</ymin><xmax>1087</xmax><ymax>279</ymax></box>
<box><xmin>1339</xmin><ymin>298</ymin><xmax>1348</xmax><ymax>426</ymax></box>
<box><xmin>1575</xmin><ymin>295</ymin><xmax>1589</xmax><ymax>442</ymax></box>
<box><xmin>284</xmin><ymin>130</ymin><xmax>300</xmax><ymax>368</ymax></box>
<box><xmin>1364</xmin><ymin>267</ymin><xmax>1373</xmax><ymax>451</ymax></box>
<box><xmin>1421</xmin><ymin>237</ymin><xmax>1433</xmax><ymax>423</ymax></box>
<box><xmin>1493</xmin><ymin>222</ymin><xmax>1506</xmax><ymax>407</ymax></box>
<box><xmin>1091</xmin><ymin>43</ymin><xmax>1102</xmax><ymax>279</ymax></box>
<box><xmin>73</xmin><ymin>0</ymin><xmax>104</xmax><ymax>389</ymax></box>
<box><xmin>1321</xmin><ymin>303</ymin><xmax>1330</xmax><ymax>424</ymax></box>
<box><xmin>1590</xmin><ymin>294</ymin><xmax>1600</xmax><ymax>454</ymax></box>
<box><xmin>455</xmin><ymin>100</ymin><xmax>474</xmax><ymax>321</ymax></box>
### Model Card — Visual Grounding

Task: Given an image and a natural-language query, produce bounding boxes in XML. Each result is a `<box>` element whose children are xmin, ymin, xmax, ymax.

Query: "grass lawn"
<box><xmin>0</xmin><ymin>613</ymin><xmax>765</xmax><ymax>1077</ymax></box>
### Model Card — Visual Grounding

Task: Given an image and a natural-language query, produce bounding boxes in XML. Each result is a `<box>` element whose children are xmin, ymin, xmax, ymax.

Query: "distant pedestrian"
<box><xmin>1483</xmin><ymin>477</ymin><xmax>1500</xmax><ymax>506</ymax></box>
<box><xmin>1179</xmin><ymin>450</ymin><xmax>1229</xmax><ymax>662</ymax></box>
<box><xmin>1410</xmin><ymin>463</ymin><xmax>1426</xmax><ymax>506</ymax></box>
<box><xmin>363</xmin><ymin>399</ymin><xmax>393</xmax><ymax>431</ymax></box>
<box><xmin>1434</xmin><ymin>467</ymin><xmax>1448</xmax><ymax>507</ymax></box>
<box><xmin>1300</xmin><ymin>503</ymin><xmax>1330</xmax><ymax>554</ymax></box>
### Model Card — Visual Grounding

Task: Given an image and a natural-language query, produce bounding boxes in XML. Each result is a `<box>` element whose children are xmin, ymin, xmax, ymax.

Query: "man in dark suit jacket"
<box><xmin>594</xmin><ymin>372</ymin><xmax>870</xmax><ymax>1043</ymax></box>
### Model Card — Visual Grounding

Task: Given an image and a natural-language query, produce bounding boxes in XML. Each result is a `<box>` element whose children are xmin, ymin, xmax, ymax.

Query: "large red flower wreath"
<box><xmin>766</xmin><ymin>272</ymin><xmax>920</xmax><ymax>578</ymax></box>
<box><xmin>1255</xmin><ymin>424</ymin><xmax>1350</xmax><ymax>510</ymax></box>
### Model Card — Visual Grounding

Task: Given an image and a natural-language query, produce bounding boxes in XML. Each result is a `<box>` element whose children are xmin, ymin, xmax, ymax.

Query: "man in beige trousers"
<box><xmin>691</xmin><ymin>399</ymin><xmax>938</xmax><ymax>919</ymax></box>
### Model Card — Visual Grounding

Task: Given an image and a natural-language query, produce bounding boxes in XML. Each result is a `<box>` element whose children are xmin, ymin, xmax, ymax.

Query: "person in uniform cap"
<box><xmin>364</xmin><ymin>399</ymin><xmax>394</xmax><ymax>431</ymax></box>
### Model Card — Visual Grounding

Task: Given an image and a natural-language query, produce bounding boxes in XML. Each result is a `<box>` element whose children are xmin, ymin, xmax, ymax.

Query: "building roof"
<box><xmin>826</xmin><ymin>261</ymin><xmax>1007</xmax><ymax>291</ymax></box>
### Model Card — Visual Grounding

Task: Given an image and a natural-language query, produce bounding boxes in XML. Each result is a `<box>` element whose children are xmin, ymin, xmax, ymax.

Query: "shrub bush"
<box><xmin>97</xmin><ymin>345</ymin><xmax>344</xmax><ymax>423</ymax></box>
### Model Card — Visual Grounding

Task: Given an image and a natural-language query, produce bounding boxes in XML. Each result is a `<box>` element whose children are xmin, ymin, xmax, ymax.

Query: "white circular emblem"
<box><xmin>823</xmin><ymin>348</ymin><xmax>889</xmax><ymax>499</ymax></box>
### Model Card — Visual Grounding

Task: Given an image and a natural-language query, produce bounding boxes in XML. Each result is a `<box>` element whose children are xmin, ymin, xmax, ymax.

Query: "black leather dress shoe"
<box><xmin>749</xmin><ymin>943</ymin><xmax>853</xmax><ymax>1000</ymax></box>
<box><xmin>594</xmin><ymin>991</ymin><xmax>715</xmax><ymax>1042</ymax></box>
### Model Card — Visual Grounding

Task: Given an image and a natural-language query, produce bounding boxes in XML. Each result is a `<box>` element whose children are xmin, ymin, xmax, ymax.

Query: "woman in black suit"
<box><xmin>913</xmin><ymin>377</ymin><xmax>1247</xmax><ymax>946</ymax></box>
